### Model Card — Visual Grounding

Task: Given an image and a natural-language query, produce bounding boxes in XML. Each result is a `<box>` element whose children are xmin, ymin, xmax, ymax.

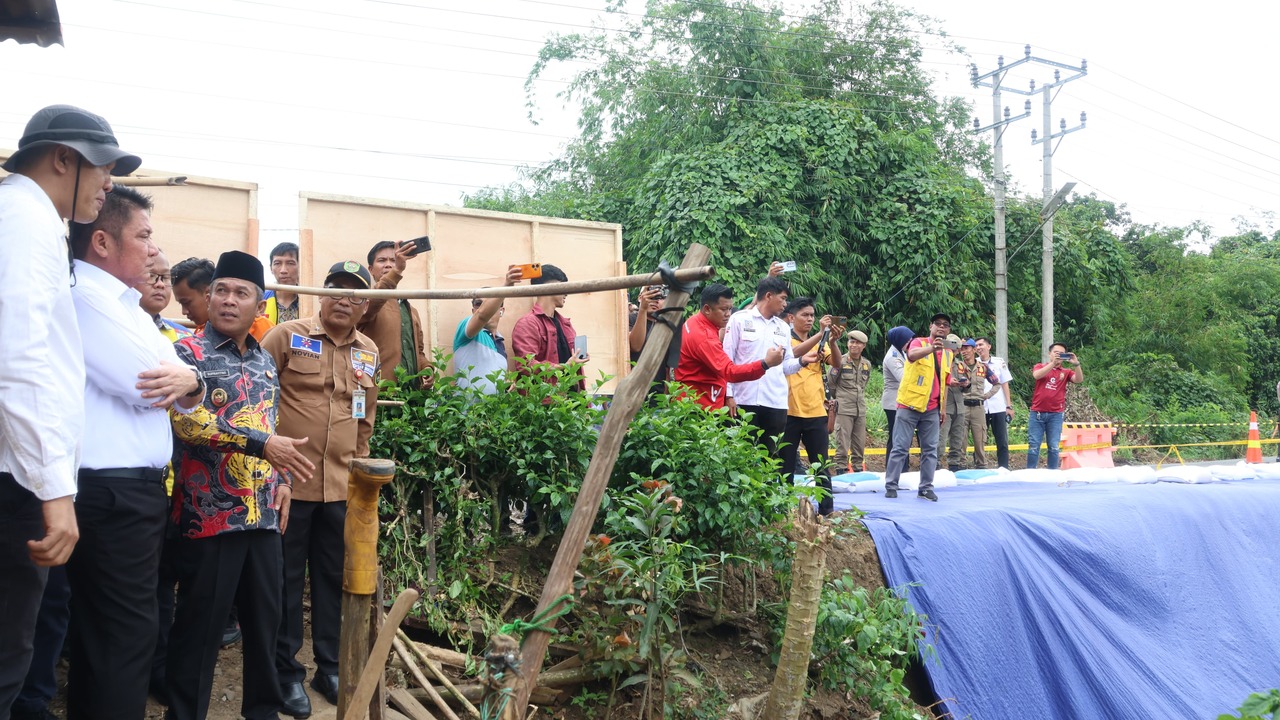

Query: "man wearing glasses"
<box><xmin>138</xmin><ymin>251</ymin><xmax>192</xmax><ymax>342</ymax></box>
<box><xmin>883</xmin><ymin>313</ymin><xmax>955</xmax><ymax>502</ymax></box>
<box><xmin>261</xmin><ymin>261</ymin><xmax>380</xmax><ymax>717</ymax></box>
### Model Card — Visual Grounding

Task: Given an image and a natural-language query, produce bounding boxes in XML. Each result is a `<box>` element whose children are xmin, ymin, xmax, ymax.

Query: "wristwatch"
<box><xmin>184</xmin><ymin>368</ymin><xmax>206</xmax><ymax>398</ymax></box>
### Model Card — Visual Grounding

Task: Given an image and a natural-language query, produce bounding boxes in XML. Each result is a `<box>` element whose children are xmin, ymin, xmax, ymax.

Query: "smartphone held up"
<box><xmin>401</xmin><ymin>236</ymin><xmax>431</xmax><ymax>257</ymax></box>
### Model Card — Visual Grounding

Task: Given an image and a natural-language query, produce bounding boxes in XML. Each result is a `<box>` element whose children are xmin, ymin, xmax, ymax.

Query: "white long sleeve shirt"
<box><xmin>71</xmin><ymin>260</ymin><xmax>186</xmax><ymax>470</ymax></box>
<box><xmin>982</xmin><ymin>355</ymin><xmax>1014</xmax><ymax>414</ymax></box>
<box><xmin>722</xmin><ymin>307</ymin><xmax>801</xmax><ymax>410</ymax></box>
<box><xmin>0</xmin><ymin>174</ymin><xmax>86</xmax><ymax>500</ymax></box>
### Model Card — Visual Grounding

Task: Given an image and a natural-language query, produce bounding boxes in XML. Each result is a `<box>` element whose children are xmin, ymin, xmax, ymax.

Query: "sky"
<box><xmin>2</xmin><ymin>0</ymin><xmax>1277</xmax><ymax>250</ymax></box>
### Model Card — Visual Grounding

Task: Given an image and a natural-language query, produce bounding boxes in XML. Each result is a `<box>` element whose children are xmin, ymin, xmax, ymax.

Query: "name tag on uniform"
<box><xmin>290</xmin><ymin>333</ymin><xmax>322</xmax><ymax>358</ymax></box>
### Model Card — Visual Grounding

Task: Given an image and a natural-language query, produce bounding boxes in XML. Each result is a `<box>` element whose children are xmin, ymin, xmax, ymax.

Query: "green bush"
<box><xmin>808</xmin><ymin>573</ymin><xmax>929</xmax><ymax>720</ymax></box>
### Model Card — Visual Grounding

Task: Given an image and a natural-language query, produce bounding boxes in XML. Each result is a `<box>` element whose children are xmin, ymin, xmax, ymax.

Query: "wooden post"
<box><xmin>762</xmin><ymin>501</ymin><xmax>830</xmax><ymax>719</ymax></box>
<box><xmin>338</xmin><ymin>458</ymin><xmax>396</xmax><ymax>720</ymax></box>
<box><xmin>513</xmin><ymin>244</ymin><xmax>713</xmax><ymax>711</ymax></box>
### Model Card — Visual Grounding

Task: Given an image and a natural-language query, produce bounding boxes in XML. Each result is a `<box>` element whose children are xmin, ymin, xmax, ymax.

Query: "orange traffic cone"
<box><xmin>1246</xmin><ymin>411</ymin><xmax>1263</xmax><ymax>463</ymax></box>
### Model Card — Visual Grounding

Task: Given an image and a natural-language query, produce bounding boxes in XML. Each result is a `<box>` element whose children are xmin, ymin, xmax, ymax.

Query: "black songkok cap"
<box><xmin>212</xmin><ymin>250</ymin><xmax>265</xmax><ymax>290</ymax></box>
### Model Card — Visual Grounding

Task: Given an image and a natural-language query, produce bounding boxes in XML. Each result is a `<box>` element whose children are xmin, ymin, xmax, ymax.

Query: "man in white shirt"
<box><xmin>722</xmin><ymin>276</ymin><xmax>818</xmax><ymax>459</ymax></box>
<box><xmin>976</xmin><ymin>337</ymin><xmax>1014</xmax><ymax>469</ymax></box>
<box><xmin>65</xmin><ymin>186</ymin><xmax>203</xmax><ymax>719</ymax></box>
<box><xmin>0</xmin><ymin>105</ymin><xmax>141</xmax><ymax>718</ymax></box>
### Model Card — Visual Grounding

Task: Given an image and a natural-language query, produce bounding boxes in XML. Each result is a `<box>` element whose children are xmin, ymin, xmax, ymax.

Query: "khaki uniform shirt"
<box><xmin>261</xmin><ymin>316</ymin><xmax>379</xmax><ymax>503</ymax></box>
<box><xmin>829</xmin><ymin>356</ymin><xmax>872</xmax><ymax>417</ymax></box>
<box><xmin>958</xmin><ymin>357</ymin><xmax>990</xmax><ymax>402</ymax></box>
<box><xmin>359</xmin><ymin>268</ymin><xmax>429</xmax><ymax>381</ymax></box>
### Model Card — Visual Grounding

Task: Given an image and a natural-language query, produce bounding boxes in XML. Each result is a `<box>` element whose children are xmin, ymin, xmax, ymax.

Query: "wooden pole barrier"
<box><xmin>265</xmin><ymin>265</ymin><xmax>714</xmax><ymax>301</ymax></box>
<box><xmin>343</xmin><ymin>588</ymin><xmax>420</xmax><ymax>720</ymax></box>
<box><xmin>512</xmin><ymin>244</ymin><xmax>712</xmax><ymax>711</ymax></box>
<box><xmin>338</xmin><ymin>458</ymin><xmax>396</xmax><ymax>720</ymax></box>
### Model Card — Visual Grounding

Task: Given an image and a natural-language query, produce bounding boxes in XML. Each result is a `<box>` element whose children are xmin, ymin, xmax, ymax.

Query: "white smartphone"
<box><xmin>574</xmin><ymin>335</ymin><xmax>588</xmax><ymax>359</ymax></box>
<box><xmin>779</xmin><ymin>260</ymin><xmax>798</xmax><ymax>272</ymax></box>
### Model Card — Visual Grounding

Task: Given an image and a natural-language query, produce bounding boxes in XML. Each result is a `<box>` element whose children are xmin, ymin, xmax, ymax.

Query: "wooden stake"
<box><xmin>388</xmin><ymin>687</ymin><xmax>440</xmax><ymax>720</ymax></box>
<box><xmin>513</xmin><ymin>244</ymin><xmax>712</xmax><ymax>710</ymax></box>
<box><xmin>761</xmin><ymin>501</ymin><xmax>830</xmax><ymax>720</ymax></box>
<box><xmin>343</xmin><ymin>588</ymin><xmax>421</xmax><ymax>720</ymax></box>
<box><xmin>338</xmin><ymin>459</ymin><xmax>396</xmax><ymax>720</ymax></box>
<box><xmin>265</xmin><ymin>265</ymin><xmax>713</xmax><ymax>301</ymax></box>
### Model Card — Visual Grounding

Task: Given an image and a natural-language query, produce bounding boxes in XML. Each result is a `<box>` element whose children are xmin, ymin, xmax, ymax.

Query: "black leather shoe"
<box><xmin>884</xmin><ymin>489</ymin><xmax>898</xmax><ymax>498</ymax></box>
<box><xmin>311</xmin><ymin>673</ymin><xmax>339</xmax><ymax>705</ymax></box>
<box><xmin>280</xmin><ymin>681</ymin><xmax>312</xmax><ymax>718</ymax></box>
<box><xmin>918</xmin><ymin>489</ymin><xmax>938</xmax><ymax>502</ymax></box>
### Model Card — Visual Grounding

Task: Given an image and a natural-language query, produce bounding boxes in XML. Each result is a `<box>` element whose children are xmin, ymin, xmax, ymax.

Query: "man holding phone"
<box><xmin>511</xmin><ymin>264</ymin><xmax>588</xmax><ymax>389</ymax></box>
<box><xmin>1026</xmin><ymin>343</ymin><xmax>1084</xmax><ymax>469</ymax></box>
<box><xmin>363</xmin><ymin>240</ymin><xmax>431</xmax><ymax>384</ymax></box>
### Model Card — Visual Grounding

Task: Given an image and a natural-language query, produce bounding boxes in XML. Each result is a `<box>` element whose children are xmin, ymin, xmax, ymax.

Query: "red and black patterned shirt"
<box><xmin>170</xmin><ymin>326</ymin><xmax>283</xmax><ymax>539</ymax></box>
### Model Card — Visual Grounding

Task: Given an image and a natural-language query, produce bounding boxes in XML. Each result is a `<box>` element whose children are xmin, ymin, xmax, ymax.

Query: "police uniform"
<box><xmin>829</xmin><ymin>354</ymin><xmax>873</xmax><ymax>472</ymax></box>
<box><xmin>261</xmin><ymin>296</ymin><xmax>379</xmax><ymax>703</ymax></box>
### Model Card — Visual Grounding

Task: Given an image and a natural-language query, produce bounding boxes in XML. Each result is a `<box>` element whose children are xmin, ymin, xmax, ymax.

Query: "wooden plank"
<box><xmin>388</xmin><ymin>687</ymin><xmax>440</xmax><ymax>720</ymax></box>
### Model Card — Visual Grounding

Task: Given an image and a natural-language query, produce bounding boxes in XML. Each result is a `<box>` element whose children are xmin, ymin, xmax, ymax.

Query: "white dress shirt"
<box><xmin>722</xmin><ymin>307</ymin><xmax>801</xmax><ymax>409</ymax></box>
<box><xmin>71</xmin><ymin>260</ymin><xmax>187</xmax><ymax>470</ymax></box>
<box><xmin>982</xmin><ymin>355</ymin><xmax>1013</xmax><ymax>414</ymax></box>
<box><xmin>0</xmin><ymin>174</ymin><xmax>86</xmax><ymax>500</ymax></box>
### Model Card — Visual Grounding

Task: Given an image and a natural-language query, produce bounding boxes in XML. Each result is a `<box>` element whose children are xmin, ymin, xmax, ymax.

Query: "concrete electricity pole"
<box><xmin>971</xmin><ymin>48</ymin><xmax>1032</xmax><ymax>361</ymax></box>
<box><xmin>971</xmin><ymin>46</ymin><xmax>1086</xmax><ymax>361</ymax></box>
<box><xmin>1031</xmin><ymin>61</ymin><xmax>1087</xmax><ymax>359</ymax></box>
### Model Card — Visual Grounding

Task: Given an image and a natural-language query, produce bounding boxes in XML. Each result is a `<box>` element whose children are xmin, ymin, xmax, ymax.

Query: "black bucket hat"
<box><xmin>3</xmin><ymin>105</ymin><xmax>141</xmax><ymax>176</ymax></box>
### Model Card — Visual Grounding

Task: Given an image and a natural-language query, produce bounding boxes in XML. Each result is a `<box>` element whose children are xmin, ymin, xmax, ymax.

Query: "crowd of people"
<box><xmin>1</xmin><ymin>104</ymin><xmax>1087</xmax><ymax>720</ymax></box>
<box><xmin>0</xmin><ymin>105</ymin><xmax>601</xmax><ymax>720</ymax></box>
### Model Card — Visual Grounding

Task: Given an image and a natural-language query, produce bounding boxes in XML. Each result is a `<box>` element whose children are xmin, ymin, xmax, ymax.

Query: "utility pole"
<box><xmin>972</xmin><ymin>47</ymin><xmax>1086</xmax><ymax>361</ymax></box>
<box><xmin>1031</xmin><ymin>61</ymin><xmax>1087</xmax><ymax>359</ymax></box>
<box><xmin>971</xmin><ymin>47</ymin><xmax>1032</xmax><ymax>361</ymax></box>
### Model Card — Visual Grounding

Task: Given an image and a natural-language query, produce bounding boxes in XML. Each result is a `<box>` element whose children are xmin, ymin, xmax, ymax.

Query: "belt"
<box><xmin>963</xmin><ymin>399</ymin><xmax>984</xmax><ymax>407</ymax></box>
<box><xmin>78</xmin><ymin>467</ymin><xmax>166</xmax><ymax>483</ymax></box>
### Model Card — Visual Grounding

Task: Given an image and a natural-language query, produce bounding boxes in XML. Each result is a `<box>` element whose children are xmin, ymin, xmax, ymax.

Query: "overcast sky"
<box><xmin>3</xmin><ymin>0</ymin><xmax>1276</xmax><ymax>249</ymax></box>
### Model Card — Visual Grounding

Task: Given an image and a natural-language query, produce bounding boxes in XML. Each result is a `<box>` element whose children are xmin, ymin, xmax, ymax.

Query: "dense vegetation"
<box><xmin>467</xmin><ymin>0</ymin><xmax>1280</xmax><ymax>453</ymax></box>
<box><xmin>372</xmin><ymin>362</ymin><xmax>928</xmax><ymax>718</ymax></box>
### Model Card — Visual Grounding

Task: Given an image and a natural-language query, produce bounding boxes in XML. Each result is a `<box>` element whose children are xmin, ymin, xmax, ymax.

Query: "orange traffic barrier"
<box><xmin>1060</xmin><ymin>422</ymin><xmax>1117</xmax><ymax>469</ymax></box>
<box><xmin>1245</xmin><ymin>411</ymin><xmax>1263</xmax><ymax>463</ymax></box>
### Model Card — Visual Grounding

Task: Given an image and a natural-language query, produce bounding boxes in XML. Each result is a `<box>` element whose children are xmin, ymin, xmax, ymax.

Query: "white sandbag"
<box><xmin>852</xmin><ymin>478</ymin><xmax>885</xmax><ymax>493</ymax></box>
<box><xmin>1207</xmin><ymin>464</ymin><xmax>1256</xmax><ymax>482</ymax></box>
<box><xmin>955</xmin><ymin>468</ymin><xmax>1002</xmax><ymax>481</ymax></box>
<box><xmin>1248</xmin><ymin>462</ymin><xmax>1280</xmax><ymax>481</ymax></box>
<box><xmin>1113</xmin><ymin>465</ymin><xmax>1158</xmax><ymax>484</ymax></box>
<box><xmin>1154</xmin><ymin>465</ymin><xmax>1216</xmax><ymax>484</ymax></box>
<box><xmin>1058</xmin><ymin>467</ymin><xmax>1097</xmax><ymax>486</ymax></box>
<box><xmin>896</xmin><ymin>471</ymin><xmax>920</xmax><ymax>491</ymax></box>
<box><xmin>832</xmin><ymin>472</ymin><xmax>885</xmax><ymax>493</ymax></box>
<box><xmin>933</xmin><ymin>469</ymin><xmax>958</xmax><ymax>488</ymax></box>
<box><xmin>1002</xmin><ymin>468</ymin><xmax>1061</xmax><ymax>484</ymax></box>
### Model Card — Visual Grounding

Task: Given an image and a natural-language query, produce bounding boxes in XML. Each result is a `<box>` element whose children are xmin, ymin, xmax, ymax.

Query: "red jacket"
<box><xmin>675</xmin><ymin>311</ymin><xmax>767</xmax><ymax>409</ymax></box>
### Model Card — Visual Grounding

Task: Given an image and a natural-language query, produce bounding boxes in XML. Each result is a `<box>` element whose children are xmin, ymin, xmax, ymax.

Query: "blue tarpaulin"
<box><xmin>846</xmin><ymin>477</ymin><xmax>1280</xmax><ymax>719</ymax></box>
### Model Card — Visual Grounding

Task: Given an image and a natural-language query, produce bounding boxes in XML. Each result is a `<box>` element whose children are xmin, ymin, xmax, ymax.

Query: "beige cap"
<box><xmin>945</xmin><ymin>333</ymin><xmax>961</xmax><ymax>350</ymax></box>
<box><xmin>848</xmin><ymin>330</ymin><xmax>869</xmax><ymax>343</ymax></box>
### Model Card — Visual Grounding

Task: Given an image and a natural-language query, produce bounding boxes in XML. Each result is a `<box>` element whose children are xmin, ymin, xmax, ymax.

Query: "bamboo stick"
<box><xmin>396</xmin><ymin>630</ymin><xmax>480</xmax><ymax>719</ymax></box>
<box><xmin>265</xmin><ymin>265</ymin><xmax>713</xmax><ymax>301</ymax></box>
<box><xmin>393</xmin><ymin>637</ymin><xmax>463</xmax><ymax>720</ymax></box>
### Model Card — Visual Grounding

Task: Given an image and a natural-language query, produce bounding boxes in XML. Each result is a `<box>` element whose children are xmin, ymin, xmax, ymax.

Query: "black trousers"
<box><xmin>65</xmin><ymin>472</ymin><xmax>167</xmax><ymax>720</ymax></box>
<box><xmin>986</xmin><ymin>412</ymin><xmax>1011</xmax><ymax>469</ymax></box>
<box><xmin>13</xmin><ymin>566</ymin><xmax>70</xmax><ymax>715</ymax></box>
<box><xmin>0</xmin><ymin>473</ymin><xmax>48</xmax><ymax>720</ymax></box>
<box><xmin>277</xmin><ymin>500</ymin><xmax>346</xmax><ymax>684</ymax></box>
<box><xmin>152</xmin><ymin>534</ymin><xmax>180</xmax><ymax>693</ymax></box>
<box><xmin>780</xmin><ymin>415</ymin><xmax>834</xmax><ymax>515</ymax></box>
<box><xmin>167</xmin><ymin>530</ymin><xmax>284</xmax><ymax>720</ymax></box>
<box><xmin>739</xmin><ymin>405</ymin><xmax>788</xmax><ymax>459</ymax></box>
<box><xmin>884</xmin><ymin>408</ymin><xmax>897</xmax><ymax>454</ymax></box>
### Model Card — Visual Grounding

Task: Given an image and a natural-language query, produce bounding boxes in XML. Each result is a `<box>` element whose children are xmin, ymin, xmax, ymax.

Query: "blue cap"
<box><xmin>962</xmin><ymin>338</ymin><xmax>977</xmax><ymax>347</ymax></box>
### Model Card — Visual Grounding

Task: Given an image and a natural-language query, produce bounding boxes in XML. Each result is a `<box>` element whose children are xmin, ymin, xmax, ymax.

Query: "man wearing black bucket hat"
<box><xmin>0</xmin><ymin>104</ymin><xmax>140</xmax><ymax>718</ymax></box>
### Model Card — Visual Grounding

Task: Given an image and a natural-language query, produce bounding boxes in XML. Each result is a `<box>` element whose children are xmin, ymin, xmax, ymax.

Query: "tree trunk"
<box><xmin>762</xmin><ymin>501</ymin><xmax>829</xmax><ymax>720</ymax></box>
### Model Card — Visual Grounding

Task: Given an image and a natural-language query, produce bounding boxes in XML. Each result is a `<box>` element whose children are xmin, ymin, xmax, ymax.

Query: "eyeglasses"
<box><xmin>147</xmin><ymin>273</ymin><xmax>172</xmax><ymax>286</ymax></box>
<box><xmin>323</xmin><ymin>287</ymin><xmax>367</xmax><ymax>305</ymax></box>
